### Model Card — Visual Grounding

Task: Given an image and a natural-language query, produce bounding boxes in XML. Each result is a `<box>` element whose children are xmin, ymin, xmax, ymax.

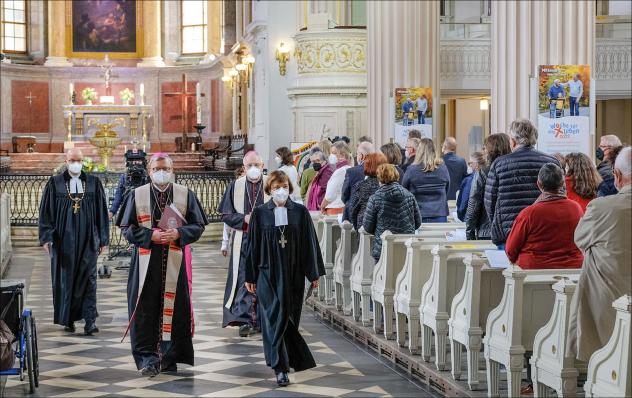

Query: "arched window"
<box><xmin>1</xmin><ymin>0</ymin><xmax>27</xmax><ymax>53</ymax></box>
<box><xmin>181</xmin><ymin>0</ymin><xmax>207</xmax><ymax>55</ymax></box>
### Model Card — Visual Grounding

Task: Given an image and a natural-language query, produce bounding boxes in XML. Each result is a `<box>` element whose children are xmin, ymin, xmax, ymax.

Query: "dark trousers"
<box><xmin>417</xmin><ymin>110</ymin><xmax>425</xmax><ymax>124</ymax></box>
<box><xmin>422</xmin><ymin>216</ymin><xmax>447</xmax><ymax>223</ymax></box>
<box><xmin>569</xmin><ymin>97</ymin><xmax>579</xmax><ymax>116</ymax></box>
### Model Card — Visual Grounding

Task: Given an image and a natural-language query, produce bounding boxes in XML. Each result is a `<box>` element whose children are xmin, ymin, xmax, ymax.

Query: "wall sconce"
<box><xmin>479</xmin><ymin>99</ymin><xmax>489</xmax><ymax>110</ymax></box>
<box><xmin>228</xmin><ymin>68</ymin><xmax>239</xmax><ymax>78</ymax></box>
<box><xmin>243</xmin><ymin>55</ymin><xmax>255</xmax><ymax>64</ymax></box>
<box><xmin>275</xmin><ymin>42</ymin><xmax>290</xmax><ymax>76</ymax></box>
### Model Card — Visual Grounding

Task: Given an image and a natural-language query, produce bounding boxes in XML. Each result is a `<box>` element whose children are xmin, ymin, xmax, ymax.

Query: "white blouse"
<box><xmin>324</xmin><ymin>165</ymin><xmax>351</xmax><ymax>209</ymax></box>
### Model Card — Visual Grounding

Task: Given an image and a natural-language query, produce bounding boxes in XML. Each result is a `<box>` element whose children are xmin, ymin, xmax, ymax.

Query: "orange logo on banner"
<box><xmin>554</xmin><ymin>123</ymin><xmax>564</xmax><ymax>138</ymax></box>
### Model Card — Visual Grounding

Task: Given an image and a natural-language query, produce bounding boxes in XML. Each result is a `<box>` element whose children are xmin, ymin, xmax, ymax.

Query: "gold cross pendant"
<box><xmin>279</xmin><ymin>234</ymin><xmax>287</xmax><ymax>248</ymax></box>
<box><xmin>72</xmin><ymin>201</ymin><xmax>81</xmax><ymax>214</ymax></box>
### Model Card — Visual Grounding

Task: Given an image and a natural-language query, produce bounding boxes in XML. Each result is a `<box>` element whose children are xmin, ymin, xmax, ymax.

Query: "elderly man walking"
<box><xmin>484</xmin><ymin>119</ymin><xmax>559</xmax><ymax>248</ymax></box>
<box><xmin>567</xmin><ymin>147</ymin><xmax>632</xmax><ymax>362</ymax></box>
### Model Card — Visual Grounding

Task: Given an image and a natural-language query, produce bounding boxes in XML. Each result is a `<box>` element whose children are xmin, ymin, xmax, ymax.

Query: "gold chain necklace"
<box><xmin>66</xmin><ymin>178</ymin><xmax>86</xmax><ymax>214</ymax></box>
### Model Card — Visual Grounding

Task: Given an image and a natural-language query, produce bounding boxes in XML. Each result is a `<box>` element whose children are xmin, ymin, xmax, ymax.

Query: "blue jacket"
<box><xmin>548</xmin><ymin>84</ymin><xmax>565</xmax><ymax>100</ymax></box>
<box><xmin>456</xmin><ymin>173</ymin><xmax>474</xmax><ymax>221</ymax></box>
<box><xmin>402</xmin><ymin>163</ymin><xmax>450</xmax><ymax>218</ymax></box>
<box><xmin>443</xmin><ymin>152</ymin><xmax>468</xmax><ymax>200</ymax></box>
<box><xmin>402</xmin><ymin>101</ymin><xmax>414</xmax><ymax>113</ymax></box>
<box><xmin>109</xmin><ymin>174</ymin><xmax>126</xmax><ymax>214</ymax></box>
<box><xmin>341</xmin><ymin>164</ymin><xmax>366</xmax><ymax>221</ymax></box>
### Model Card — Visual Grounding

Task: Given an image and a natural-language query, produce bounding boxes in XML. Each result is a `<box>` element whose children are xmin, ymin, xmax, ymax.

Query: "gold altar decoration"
<box><xmin>88</xmin><ymin>118</ymin><xmax>125</xmax><ymax>169</ymax></box>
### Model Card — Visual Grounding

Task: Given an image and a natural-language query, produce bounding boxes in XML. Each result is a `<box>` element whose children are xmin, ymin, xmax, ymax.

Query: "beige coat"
<box><xmin>566</xmin><ymin>184</ymin><xmax>632</xmax><ymax>362</ymax></box>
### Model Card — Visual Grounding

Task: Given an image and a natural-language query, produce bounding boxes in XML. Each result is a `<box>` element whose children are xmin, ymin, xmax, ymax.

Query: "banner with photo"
<box><xmin>537</xmin><ymin>65</ymin><xmax>591</xmax><ymax>155</ymax></box>
<box><xmin>394</xmin><ymin>88</ymin><xmax>432</xmax><ymax>146</ymax></box>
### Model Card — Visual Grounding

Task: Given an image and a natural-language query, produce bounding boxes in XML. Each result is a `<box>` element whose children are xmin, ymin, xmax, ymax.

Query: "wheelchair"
<box><xmin>0</xmin><ymin>281</ymin><xmax>39</xmax><ymax>393</ymax></box>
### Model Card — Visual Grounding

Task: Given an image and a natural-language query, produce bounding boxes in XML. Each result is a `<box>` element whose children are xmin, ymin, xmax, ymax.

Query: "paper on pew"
<box><xmin>484</xmin><ymin>249</ymin><xmax>511</xmax><ymax>268</ymax></box>
<box><xmin>445</xmin><ymin>229</ymin><xmax>466</xmax><ymax>241</ymax></box>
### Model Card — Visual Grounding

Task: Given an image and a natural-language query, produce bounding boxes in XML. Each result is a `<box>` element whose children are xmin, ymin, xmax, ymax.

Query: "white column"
<box><xmin>367</xmin><ymin>0</ymin><xmax>440</xmax><ymax>145</ymax></box>
<box><xmin>491</xmin><ymin>0</ymin><xmax>595</xmax><ymax>133</ymax></box>
<box><xmin>137</xmin><ymin>0</ymin><xmax>166</xmax><ymax>67</ymax></box>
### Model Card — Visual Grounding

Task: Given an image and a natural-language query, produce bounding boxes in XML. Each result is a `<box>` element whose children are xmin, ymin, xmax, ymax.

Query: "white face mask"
<box><xmin>246</xmin><ymin>166</ymin><xmax>262</xmax><ymax>181</ymax></box>
<box><xmin>272</xmin><ymin>187</ymin><xmax>289</xmax><ymax>203</ymax></box>
<box><xmin>152</xmin><ymin>170</ymin><xmax>172</xmax><ymax>185</ymax></box>
<box><xmin>328</xmin><ymin>154</ymin><xmax>338</xmax><ymax>165</ymax></box>
<box><xmin>274</xmin><ymin>156</ymin><xmax>282</xmax><ymax>165</ymax></box>
<box><xmin>67</xmin><ymin>161</ymin><xmax>83</xmax><ymax>175</ymax></box>
<box><xmin>467</xmin><ymin>165</ymin><xmax>473</xmax><ymax>174</ymax></box>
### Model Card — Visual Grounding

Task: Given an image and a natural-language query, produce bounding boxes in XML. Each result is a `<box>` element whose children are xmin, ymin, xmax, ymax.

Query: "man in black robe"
<box><xmin>218</xmin><ymin>151</ymin><xmax>268</xmax><ymax>337</ymax></box>
<box><xmin>39</xmin><ymin>148</ymin><xmax>109</xmax><ymax>335</ymax></box>
<box><xmin>116</xmin><ymin>153</ymin><xmax>208</xmax><ymax>377</ymax></box>
<box><xmin>245</xmin><ymin>171</ymin><xmax>325</xmax><ymax>386</ymax></box>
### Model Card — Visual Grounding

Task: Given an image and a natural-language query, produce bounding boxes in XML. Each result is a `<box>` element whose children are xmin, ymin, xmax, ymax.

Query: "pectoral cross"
<box><xmin>72</xmin><ymin>201</ymin><xmax>81</xmax><ymax>214</ymax></box>
<box><xmin>279</xmin><ymin>234</ymin><xmax>287</xmax><ymax>248</ymax></box>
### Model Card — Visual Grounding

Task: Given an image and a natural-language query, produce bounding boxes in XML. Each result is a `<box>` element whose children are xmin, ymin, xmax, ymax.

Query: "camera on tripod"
<box><xmin>124</xmin><ymin>150</ymin><xmax>149</xmax><ymax>194</ymax></box>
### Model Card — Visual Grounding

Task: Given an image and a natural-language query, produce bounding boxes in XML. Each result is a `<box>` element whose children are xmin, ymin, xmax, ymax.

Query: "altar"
<box><xmin>62</xmin><ymin>104</ymin><xmax>152</xmax><ymax>142</ymax></box>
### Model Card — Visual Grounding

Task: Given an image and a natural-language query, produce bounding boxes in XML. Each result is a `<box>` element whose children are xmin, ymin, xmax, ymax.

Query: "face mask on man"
<box><xmin>67</xmin><ymin>161</ymin><xmax>83</xmax><ymax>175</ymax></box>
<box><xmin>272</xmin><ymin>187</ymin><xmax>289</xmax><ymax>203</ymax></box>
<box><xmin>312</xmin><ymin>163</ymin><xmax>322</xmax><ymax>172</ymax></box>
<box><xmin>328</xmin><ymin>154</ymin><xmax>338</xmax><ymax>165</ymax></box>
<box><xmin>596</xmin><ymin>147</ymin><xmax>604</xmax><ymax>162</ymax></box>
<box><xmin>246</xmin><ymin>166</ymin><xmax>262</xmax><ymax>180</ymax></box>
<box><xmin>152</xmin><ymin>170</ymin><xmax>172</xmax><ymax>185</ymax></box>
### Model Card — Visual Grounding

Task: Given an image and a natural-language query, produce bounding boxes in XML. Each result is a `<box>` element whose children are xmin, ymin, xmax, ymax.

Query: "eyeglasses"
<box><xmin>151</xmin><ymin>167</ymin><xmax>172</xmax><ymax>172</ymax></box>
<box><xmin>599</xmin><ymin>145</ymin><xmax>613</xmax><ymax>150</ymax></box>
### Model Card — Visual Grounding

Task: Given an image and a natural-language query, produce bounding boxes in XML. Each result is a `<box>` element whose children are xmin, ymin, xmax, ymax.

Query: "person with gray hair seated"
<box><xmin>567</xmin><ymin>146</ymin><xmax>632</xmax><ymax>363</ymax></box>
<box><xmin>484</xmin><ymin>119</ymin><xmax>559</xmax><ymax>248</ymax></box>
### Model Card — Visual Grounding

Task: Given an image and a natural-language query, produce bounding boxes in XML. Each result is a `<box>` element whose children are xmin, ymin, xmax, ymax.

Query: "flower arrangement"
<box><xmin>119</xmin><ymin>88</ymin><xmax>134</xmax><ymax>103</ymax></box>
<box><xmin>82</xmin><ymin>87</ymin><xmax>97</xmax><ymax>104</ymax></box>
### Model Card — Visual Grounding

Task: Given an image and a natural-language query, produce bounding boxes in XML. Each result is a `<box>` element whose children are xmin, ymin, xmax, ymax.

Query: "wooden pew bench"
<box><xmin>318</xmin><ymin>217</ymin><xmax>341</xmax><ymax>304</ymax></box>
<box><xmin>333</xmin><ymin>222</ymin><xmax>359</xmax><ymax>315</ymax></box>
<box><xmin>350</xmin><ymin>228</ymin><xmax>375</xmax><ymax>326</ymax></box>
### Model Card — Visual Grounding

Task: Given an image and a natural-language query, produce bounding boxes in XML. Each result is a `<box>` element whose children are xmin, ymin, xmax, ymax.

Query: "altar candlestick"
<box><xmin>196</xmin><ymin>82</ymin><xmax>202</xmax><ymax>124</ymax></box>
<box><xmin>124</xmin><ymin>145</ymin><xmax>128</xmax><ymax>152</ymax></box>
<box><xmin>139</xmin><ymin>83</ymin><xmax>144</xmax><ymax>105</ymax></box>
<box><xmin>191</xmin><ymin>142</ymin><xmax>195</xmax><ymax>152</ymax></box>
<box><xmin>143</xmin><ymin>144</ymin><xmax>146</xmax><ymax>152</ymax></box>
<box><xmin>69</xmin><ymin>83</ymin><xmax>74</xmax><ymax>103</ymax></box>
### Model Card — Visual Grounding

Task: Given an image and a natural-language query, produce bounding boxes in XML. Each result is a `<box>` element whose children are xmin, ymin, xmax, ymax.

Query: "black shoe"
<box><xmin>141</xmin><ymin>365</ymin><xmax>160</xmax><ymax>378</ymax></box>
<box><xmin>239</xmin><ymin>324</ymin><xmax>253</xmax><ymax>337</ymax></box>
<box><xmin>161</xmin><ymin>363</ymin><xmax>177</xmax><ymax>373</ymax></box>
<box><xmin>276</xmin><ymin>371</ymin><xmax>290</xmax><ymax>387</ymax></box>
<box><xmin>64</xmin><ymin>322</ymin><xmax>75</xmax><ymax>333</ymax></box>
<box><xmin>84</xmin><ymin>322</ymin><xmax>99</xmax><ymax>336</ymax></box>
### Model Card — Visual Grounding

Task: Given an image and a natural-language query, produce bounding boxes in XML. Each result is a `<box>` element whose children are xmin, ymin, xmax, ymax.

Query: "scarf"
<box><xmin>534</xmin><ymin>190</ymin><xmax>567</xmax><ymax>204</ymax></box>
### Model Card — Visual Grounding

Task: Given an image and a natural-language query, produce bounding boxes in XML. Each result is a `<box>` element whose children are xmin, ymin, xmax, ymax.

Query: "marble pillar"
<box><xmin>44</xmin><ymin>0</ymin><xmax>72</xmax><ymax>67</ymax></box>
<box><xmin>491</xmin><ymin>0</ymin><xmax>595</xmax><ymax>133</ymax></box>
<box><xmin>367</xmin><ymin>0</ymin><xmax>440</xmax><ymax>145</ymax></box>
<box><xmin>138</xmin><ymin>0</ymin><xmax>165</xmax><ymax>67</ymax></box>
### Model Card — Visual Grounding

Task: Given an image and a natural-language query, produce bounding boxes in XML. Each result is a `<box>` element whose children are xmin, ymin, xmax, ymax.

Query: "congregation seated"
<box><xmin>484</xmin><ymin>119</ymin><xmax>560</xmax><ymax>247</ymax></box>
<box><xmin>465</xmin><ymin>133</ymin><xmax>511</xmax><ymax>240</ymax></box>
<box><xmin>596</xmin><ymin>134</ymin><xmax>622</xmax><ymax>196</ymax></box>
<box><xmin>564</xmin><ymin>152</ymin><xmax>602</xmax><ymax>212</ymax></box>
<box><xmin>380</xmin><ymin>143</ymin><xmax>405</xmax><ymax>182</ymax></box>
<box><xmin>442</xmin><ymin>137</ymin><xmax>468</xmax><ymax>200</ymax></box>
<box><xmin>567</xmin><ymin>146</ymin><xmax>632</xmax><ymax>362</ymax></box>
<box><xmin>346</xmin><ymin>153</ymin><xmax>387</xmax><ymax>230</ymax></box>
<box><xmin>505</xmin><ymin>163</ymin><xmax>584</xmax><ymax>269</ymax></box>
<box><xmin>341</xmin><ymin>140</ymin><xmax>375</xmax><ymax>221</ymax></box>
<box><xmin>456</xmin><ymin>151</ymin><xmax>483</xmax><ymax>221</ymax></box>
<box><xmin>362</xmin><ymin>164</ymin><xmax>421</xmax><ymax>262</ymax></box>
<box><xmin>320</xmin><ymin>141</ymin><xmax>352</xmax><ymax>215</ymax></box>
<box><xmin>402</xmin><ymin>137</ymin><xmax>450</xmax><ymax>223</ymax></box>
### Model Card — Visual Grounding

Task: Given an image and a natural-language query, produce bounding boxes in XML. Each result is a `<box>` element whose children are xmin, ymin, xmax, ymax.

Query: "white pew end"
<box><xmin>448</xmin><ymin>254</ymin><xmax>504</xmax><ymax>390</ymax></box>
<box><xmin>583</xmin><ymin>295</ymin><xmax>631</xmax><ymax>398</ymax></box>
<box><xmin>350</xmin><ymin>228</ymin><xmax>375</xmax><ymax>326</ymax></box>
<box><xmin>334</xmin><ymin>222</ymin><xmax>359</xmax><ymax>315</ymax></box>
<box><xmin>484</xmin><ymin>266</ymin><xmax>581</xmax><ymax>398</ymax></box>
<box><xmin>318</xmin><ymin>217</ymin><xmax>341</xmax><ymax>304</ymax></box>
<box><xmin>371</xmin><ymin>232</ymin><xmax>419</xmax><ymax>339</ymax></box>
<box><xmin>420</xmin><ymin>242</ymin><xmax>496</xmax><ymax>371</ymax></box>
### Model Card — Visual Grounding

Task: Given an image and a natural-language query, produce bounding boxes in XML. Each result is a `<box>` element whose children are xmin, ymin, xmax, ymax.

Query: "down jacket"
<box><xmin>362</xmin><ymin>182</ymin><xmax>422</xmax><ymax>261</ymax></box>
<box><xmin>464</xmin><ymin>168</ymin><xmax>491</xmax><ymax>240</ymax></box>
<box><xmin>484</xmin><ymin>146</ymin><xmax>559</xmax><ymax>245</ymax></box>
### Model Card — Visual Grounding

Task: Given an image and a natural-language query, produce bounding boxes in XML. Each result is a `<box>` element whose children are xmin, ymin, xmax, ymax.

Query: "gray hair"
<box><xmin>309</xmin><ymin>146</ymin><xmax>322</xmax><ymax>155</ymax></box>
<box><xmin>601</xmin><ymin>134</ymin><xmax>622</xmax><ymax>147</ymax></box>
<box><xmin>332</xmin><ymin>141</ymin><xmax>353</xmax><ymax>162</ymax></box>
<box><xmin>357</xmin><ymin>141</ymin><xmax>375</xmax><ymax>156</ymax></box>
<box><xmin>148</xmin><ymin>153</ymin><xmax>173</xmax><ymax>169</ymax></box>
<box><xmin>538</xmin><ymin>163</ymin><xmax>564</xmax><ymax>192</ymax></box>
<box><xmin>614</xmin><ymin>146</ymin><xmax>632</xmax><ymax>177</ymax></box>
<box><xmin>509</xmin><ymin>119</ymin><xmax>538</xmax><ymax>147</ymax></box>
<box><xmin>311</xmin><ymin>151</ymin><xmax>327</xmax><ymax>162</ymax></box>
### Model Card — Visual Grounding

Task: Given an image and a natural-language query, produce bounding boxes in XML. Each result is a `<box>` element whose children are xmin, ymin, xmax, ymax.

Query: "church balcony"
<box><xmin>595</xmin><ymin>20</ymin><xmax>632</xmax><ymax>99</ymax></box>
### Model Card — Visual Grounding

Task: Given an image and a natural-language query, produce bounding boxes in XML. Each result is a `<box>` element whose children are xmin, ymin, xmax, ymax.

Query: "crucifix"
<box><xmin>24</xmin><ymin>91</ymin><xmax>36</xmax><ymax>133</ymax></box>
<box><xmin>164</xmin><ymin>73</ymin><xmax>205</xmax><ymax>152</ymax></box>
<box><xmin>279</xmin><ymin>234</ymin><xmax>287</xmax><ymax>248</ymax></box>
<box><xmin>72</xmin><ymin>201</ymin><xmax>81</xmax><ymax>214</ymax></box>
<box><xmin>98</xmin><ymin>54</ymin><xmax>117</xmax><ymax>96</ymax></box>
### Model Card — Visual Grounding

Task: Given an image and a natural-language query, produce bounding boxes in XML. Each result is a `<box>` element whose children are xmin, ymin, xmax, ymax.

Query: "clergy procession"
<box><xmin>2</xmin><ymin>0</ymin><xmax>632</xmax><ymax>397</ymax></box>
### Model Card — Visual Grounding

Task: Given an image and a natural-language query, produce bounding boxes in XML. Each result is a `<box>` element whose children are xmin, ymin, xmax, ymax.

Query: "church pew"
<box><xmin>318</xmin><ymin>217</ymin><xmax>341</xmax><ymax>303</ymax></box>
<box><xmin>530</xmin><ymin>278</ymin><xmax>580</xmax><ymax>397</ymax></box>
<box><xmin>583</xmin><ymin>295</ymin><xmax>631</xmax><ymax>398</ymax></box>
<box><xmin>484</xmin><ymin>265</ymin><xmax>581</xmax><ymax>398</ymax></box>
<box><xmin>371</xmin><ymin>232</ymin><xmax>420</xmax><ymax>339</ymax></box>
<box><xmin>420</xmin><ymin>242</ymin><xmax>497</xmax><ymax>371</ymax></box>
<box><xmin>333</xmin><ymin>222</ymin><xmax>359</xmax><ymax>315</ymax></box>
<box><xmin>394</xmin><ymin>237</ymin><xmax>450</xmax><ymax>355</ymax></box>
<box><xmin>448</xmin><ymin>254</ymin><xmax>504</xmax><ymax>390</ymax></box>
<box><xmin>350</xmin><ymin>228</ymin><xmax>375</xmax><ymax>326</ymax></box>
<box><xmin>310</xmin><ymin>211</ymin><xmax>323</xmax><ymax>241</ymax></box>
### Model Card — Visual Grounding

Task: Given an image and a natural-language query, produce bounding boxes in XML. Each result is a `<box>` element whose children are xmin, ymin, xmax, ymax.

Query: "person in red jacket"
<box><xmin>564</xmin><ymin>152</ymin><xmax>602</xmax><ymax>212</ymax></box>
<box><xmin>505</xmin><ymin>163</ymin><xmax>584</xmax><ymax>269</ymax></box>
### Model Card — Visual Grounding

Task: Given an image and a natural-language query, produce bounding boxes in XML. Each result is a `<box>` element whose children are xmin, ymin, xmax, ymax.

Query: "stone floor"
<box><xmin>1</xmin><ymin>243</ymin><xmax>438</xmax><ymax>397</ymax></box>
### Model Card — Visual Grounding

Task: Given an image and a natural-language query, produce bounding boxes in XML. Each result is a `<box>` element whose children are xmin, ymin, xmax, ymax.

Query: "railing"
<box><xmin>440</xmin><ymin>22</ymin><xmax>491</xmax><ymax>40</ymax></box>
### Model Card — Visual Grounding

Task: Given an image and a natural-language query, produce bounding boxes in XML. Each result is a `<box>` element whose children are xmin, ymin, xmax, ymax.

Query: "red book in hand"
<box><xmin>158</xmin><ymin>204</ymin><xmax>187</xmax><ymax>230</ymax></box>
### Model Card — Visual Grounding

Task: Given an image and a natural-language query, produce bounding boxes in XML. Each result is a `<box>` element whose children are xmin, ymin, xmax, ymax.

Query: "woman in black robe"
<box><xmin>245</xmin><ymin>171</ymin><xmax>325</xmax><ymax>387</ymax></box>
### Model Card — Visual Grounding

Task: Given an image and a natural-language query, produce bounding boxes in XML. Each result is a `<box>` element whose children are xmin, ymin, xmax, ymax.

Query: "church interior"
<box><xmin>1</xmin><ymin>0</ymin><xmax>631</xmax><ymax>397</ymax></box>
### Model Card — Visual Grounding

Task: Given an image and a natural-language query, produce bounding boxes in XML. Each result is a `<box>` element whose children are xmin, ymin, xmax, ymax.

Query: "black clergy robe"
<box><xmin>245</xmin><ymin>199</ymin><xmax>325</xmax><ymax>372</ymax></box>
<box><xmin>116</xmin><ymin>184</ymin><xmax>208</xmax><ymax>370</ymax></box>
<box><xmin>38</xmin><ymin>171</ymin><xmax>109</xmax><ymax>328</ymax></box>
<box><xmin>218</xmin><ymin>177</ymin><xmax>266</xmax><ymax>327</ymax></box>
